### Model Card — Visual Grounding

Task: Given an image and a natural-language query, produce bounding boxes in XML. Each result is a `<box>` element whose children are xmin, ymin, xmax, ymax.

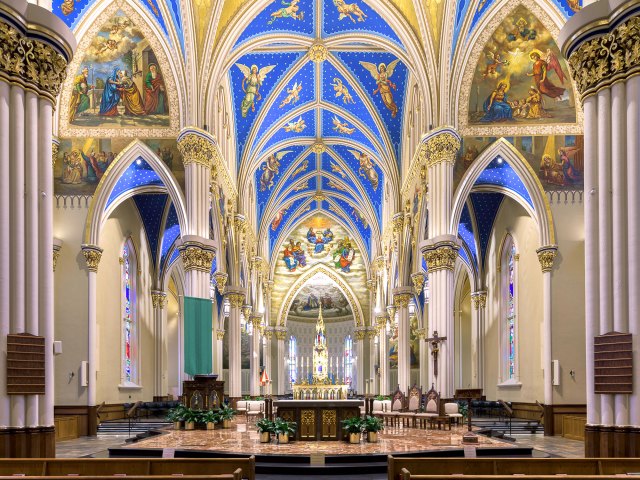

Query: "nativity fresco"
<box><xmin>468</xmin><ymin>6</ymin><xmax>575</xmax><ymax>127</ymax></box>
<box><xmin>454</xmin><ymin>135</ymin><xmax>584</xmax><ymax>191</ymax></box>
<box><xmin>54</xmin><ymin>138</ymin><xmax>184</xmax><ymax>196</ymax></box>
<box><xmin>67</xmin><ymin>10</ymin><xmax>170</xmax><ymax>128</ymax></box>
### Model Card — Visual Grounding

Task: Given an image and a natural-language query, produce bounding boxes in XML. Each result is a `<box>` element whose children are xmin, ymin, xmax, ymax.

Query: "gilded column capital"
<box><xmin>354</xmin><ymin>328</ymin><xmax>367</xmax><ymax>341</ymax></box>
<box><xmin>393</xmin><ymin>287</ymin><xmax>413</xmax><ymax>309</ymax></box>
<box><xmin>374</xmin><ymin>256</ymin><xmax>386</xmax><ymax>276</ymax></box>
<box><xmin>263</xmin><ymin>327</ymin><xmax>274</xmax><ymax>340</ymax></box>
<box><xmin>177</xmin><ymin>127</ymin><xmax>217</xmax><ymax>168</ymax></box>
<box><xmin>214</xmin><ymin>271</ymin><xmax>228</xmax><ymax>293</ymax></box>
<box><xmin>410</xmin><ymin>272</ymin><xmax>425</xmax><ymax>294</ymax></box>
<box><xmin>81</xmin><ymin>244</ymin><xmax>103</xmax><ymax>273</ymax></box>
<box><xmin>366</xmin><ymin>327</ymin><xmax>377</xmax><ymax>339</ymax></box>
<box><xmin>422</xmin><ymin>241</ymin><xmax>460</xmax><ymax>272</ymax></box>
<box><xmin>225</xmin><ymin>288</ymin><xmax>246</xmax><ymax>308</ymax></box>
<box><xmin>179</xmin><ymin>241</ymin><xmax>216</xmax><ymax>273</ymax></box>
<box><xmin>241</xmin><ymin>303</ymin><xmax>253</xmax><ymax>318</ymax></box>
<box><xmin>471</xmin><ymin>291</ymin><xmax>487</xmax><ymax>310</ymax></box>
<box><xmin>249</xmin><ymin>313</ymin><xmax>263</xmax><ymax>328</ymax></box>
<box><xmin>416</xmin><ymin>328</ymin><xmax>427</xmax><ymax>340</ymax></box>
<box><xmin>386</xmin><ymin>304</ymin><xmax>397</xmax><ymax>319</ymax></box>
<box><xmin>375</xmin><ymin>314</ymin><xmax>388</xmax><ymax>334</ymax></box>
<box><xmin>151</xmin><ymin>290</ymin><xmax>167</xmax><ymax>309</ymax></box>
<box><xmin>0</xmin><ymin>19</ymin><xmax>72</xmax><ymax>104</ymax></box>
<box><xmin>216</xmin><ymin>330</ymin><xmax>225</xmax><ymax>340</ymax></box>
<box><xmin>422</xmin><ymin>127</ymin><xmax>461</xmax><ymax>168</ymax></box>
<box><xmin>275</xmin><ymin>327</ymin><xmax>288</xmax><ymax>341</ymax></box>
<box><xmin>536</xmin><ymin>245</ymin><xmax>558</xmax><ymax>273</ymax></box>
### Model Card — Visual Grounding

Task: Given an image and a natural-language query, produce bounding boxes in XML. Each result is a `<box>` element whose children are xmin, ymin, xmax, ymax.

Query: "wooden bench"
<box><xmin>388</xmin><ymin>457</ymin><xmax>640</xmax><ymax>480</ymax></box>
<box><xmin>399</xmin><ymin>475</ymin><xmax>635</xmax><ymax>480</ymax></box>
<box><xmin>0</xmin><ymin>475</ymin><xmax>241</xmax><ymax>480</ymax></box>
<box><xmin>0</xmin><ymin>458</ymin><xmax>255</xmax><ymax>480</ymax></box>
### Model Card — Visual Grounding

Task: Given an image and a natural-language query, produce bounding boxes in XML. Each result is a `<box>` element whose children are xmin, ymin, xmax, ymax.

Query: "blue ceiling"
<box><xmin>475</xmin><ymin>156</ymin><xmax>533</xmax><ymax>208</ymax></box>
<box><xmin>470</xmin><ymin>192</ymin><xmax>503</xmax><ymax>272</ymax></box>
<box><xmin>107</xmin><ymin>158</ymin><xmax>164</xmax><ymax>208</ymax></box>
<box><xmin>133</xmin><ymin>193</ymin><xmax>168</xmax><ymax>270</ymax></box>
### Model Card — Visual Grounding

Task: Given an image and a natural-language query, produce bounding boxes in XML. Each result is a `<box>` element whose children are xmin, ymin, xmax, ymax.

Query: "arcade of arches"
<box><xmin>0</xmin><ymin>0</ymin><xmax>639</xmax><ymax>461</ymax></box>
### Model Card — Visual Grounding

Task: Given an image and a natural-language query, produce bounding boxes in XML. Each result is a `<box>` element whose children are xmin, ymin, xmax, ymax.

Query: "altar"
<box><xmin>273</xmin><ymin>399</ymin><xmax>363</xmax><ymax>441</ymax></box>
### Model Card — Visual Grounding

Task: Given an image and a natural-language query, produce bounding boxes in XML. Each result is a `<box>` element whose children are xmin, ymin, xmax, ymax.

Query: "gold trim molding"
<box><xmin>81</xmin><ymin>244</ymin><xmax>103</xmax><ymax>273</ymax></box>
<box><xmin>177</xmin><ymin>130</ymin><xmax>217</xmax><ymax>168</ymax></box>
<box><xmin>422</xmin><ymin>241</ymin><xmax>459</xmax><ymax>272</ymax></box>
<box><xmin>536</xmin><ymin>245</ymin><xmax>558</xmax><ymax>273</ymax></box>
<box><xmin>471</xmin><ymin>291</ymin><xmax>487</xmax><ymax>310</ymax></box>
<box><xmin>179</xmin><ymin>242</ymin><xmax>216</xmax><ymax>273</ymax></box>
<box><xmin>151</xmin><ymin>290</ymin><xmax>167</xmax><ymax>309</ymax></box>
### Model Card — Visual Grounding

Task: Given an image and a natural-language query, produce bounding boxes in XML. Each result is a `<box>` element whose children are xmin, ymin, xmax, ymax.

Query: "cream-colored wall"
<box><xmin>549</xmin><ymin>200</ymin><xmax>586</xmax><ymax>404</ymax></box>
<box><xmin>95</xmin><ymin>200</ymin><xmax>155</xmax><ymax>404</ymax></box>
<box><xmin>54</xmin><ymin>205</ymin><xmax>90</xmax><ymax>405</ymax></box>
<box><xmin>484</xmin><ymin>197</ymin><xmax>544</xmax><ymax>402</ymax></box>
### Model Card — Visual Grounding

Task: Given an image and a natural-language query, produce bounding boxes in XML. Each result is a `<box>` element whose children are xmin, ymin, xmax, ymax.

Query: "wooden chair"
<box><xmin>379</xmin><ymin>387</ymin><xmax>405</xmax><ymax>427</ymax></box>
<box><xmin>415</xmin><ymin>384</ymin><xmax>439</xmax><ymax>428</ymax></box>
<box><xmin>398</xmin><ymin>384</ymin><xmax>422</xmax><ymax>428</ymax></box>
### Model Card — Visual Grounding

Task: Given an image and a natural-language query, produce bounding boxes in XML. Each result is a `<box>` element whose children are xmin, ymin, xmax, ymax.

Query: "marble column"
<box><xmin>471</xmin><ymin>291</ymin><xmax>487</xmax><ymax>389</ymax></box>
<box><xmin>561</xmin><ymin>2</ymin><xmax>640</xmax><ymax>455</ymax></box>
<box><xmin>263</xmin><ymin>329</ymin><xmax>273</xmax><ymax>396</ymax></box>
<box><xmin>367</xmin><ymin>328</ymin><xmax>378</xmax><ymax>395</ymax></box>
<box><xmin>393</xmin><ymin>288</ymin><xmax>413</xmax><ymax>392</ymax></box>
<box><xmin>418</xmin><ymin>328</ymin><xmax>428</xmax><ymax>390</ymax></box>
<box><xmin>275</xmin><ymin>327</ymin><xmax>287</xmax><ymax>394</ymax></box>
<box><xmin>376</xmin><ymin>314</ymin><xmax>389</xmax><ymax>394</ymax></box>
<box><xmin>0</xmin><ymin>0</ymin><xmax>73</xmax><ymax>456</ymax></box>
<box><xmin>225</xmin><ymin>289</ymin><xmax>245</xmax><ymax>399</ymax></box>
<box><xmin>354</xmin><ymin>328</ymin><xmax>366</xmax><ymax>394</ymax></box>
<box><xmin>213</xmin><ymin>272</ymin><xmax>228</xmax><ymax>375</ymax></box>
<box><xmin>249</xmin><ymin>314</ymin><xmax>263</xmax><ymax>396</ymax></box>
<box><xmin>151</xmin><ymin>290</ymin><xmax>167</xmax><ymax>397</ymax></box>
<box><xmin>537</xmin><ymin>247</ymin><xmax>558</xmax><ymax>407</ymax></box>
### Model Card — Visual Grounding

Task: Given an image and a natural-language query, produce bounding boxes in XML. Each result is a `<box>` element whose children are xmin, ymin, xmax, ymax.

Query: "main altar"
<box><xmin>292</xmin><ymin>305</ymin><xmax>349</xmax><ymax>400</ymax></box>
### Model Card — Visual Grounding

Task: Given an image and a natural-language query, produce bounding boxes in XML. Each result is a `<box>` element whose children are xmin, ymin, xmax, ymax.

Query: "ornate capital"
<box><xmin>354</xmin><ymin>328</ymin><xmax>367</xmax><ymax>341</ymax></box>
<box><xmin>241</xmin><ymin>303</ymin><xmax>253</xmax><ymax>318</ymax></box>
<box><xmin>275</xmin><ymin>327</ymin><xmax>288</xmax><ymax>341</ymax></box>
<box><xmin>411</xmin><ymin>272</ymin><xmax>425</xmax><ymax>294</ymax></box>
<box><xmin>393</xmin><ymin>293</ymin><xmax>412</xmax><ymax>309</ymax></box>
<box><xmin>366</xmin><ymin>327</ymin><xmax>377</xmax><ymax>339</ymax></box>
<box><xmin>374</xmin><ymin>256</ymin><xmax>386</xmax><ymax>276</ymax></box>
<box><xmin>416</xmin><ymin>328</ymin><xmax>427</xmax><ymax>340</ymax></box>
<box><xmin>179</xmin><ymin>242</ymin><xmax>216</xmax><ymax>273</ymax></box>
<box><xmin>0</xmin><ymin>19</ymin><xmax>70</xmax><ymax>103</ymax></box>
<box><xmin>214</xmin><ymin>271</ymin><xmax>228</xmax><ymax>294</ymax></box>
<box><xmin>536</xmin><ymin>245</ymin><xmax>558</xmax><ymax>273</ymax></box>
<box><xmin>422</xmin><ymin>241</ymin><xmax>459</xmax><ymax>272</ymax></box>
<box><xmin>263</xmin><ymin>328</ymin><xmax>274</xmax><ymax>340</ymax></box>
<box><xmin>308</xmin><ymin>42</ymin><xmax>328</xmax><ymax>63</ymax></box>
<box><xmin>81</xmin><ymin>245</ymin><xmax>103</xmax><ymax>273</ymax></box>
<box><xmin>386</xmin><ymin>304</ymin><xmax>397</xmax><ymax>319</ymax></box>
<box><xmin>471</xmin><ymin>291</ymin><xmax>487</xmax><ymax>310</ymax></box>
<box><xmin>423</xmin><ymin>128</ymin><xmax>461</xmax><ymax>168</ymax></box>
<box><xmin>249</xmin><ymin>314</ymin><xmax>263</xmax><ymax>328</ymax></box>
<box><xmin>177</xmin><ymin>128</ymin><xmax>217</xmax><ymax>168</ymax></box>
<box><xmin>226</xmin><ymin>292</ymin><xmax>245</xmax><ymax>308</ymax></box>
<box><xmin>216</xmin><ymin>330</ymin><xmax>225</xmax><ymax>340</ymax></box>
<box><xmin>151</xmin><ymin>290</ymin><xmax>167</xmax><ymax>309</ymax></box>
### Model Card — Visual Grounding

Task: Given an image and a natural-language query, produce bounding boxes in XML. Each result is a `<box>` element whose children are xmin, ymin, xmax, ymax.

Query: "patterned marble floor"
<box><xmin>128</xmin><ymin>420</ymin><xmax>511</xmax><ymax>455</ymax></box>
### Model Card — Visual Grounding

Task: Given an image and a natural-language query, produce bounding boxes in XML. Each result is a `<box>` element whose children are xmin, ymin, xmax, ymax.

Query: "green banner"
<box><xmin>183</xmin><ymin>296</ymin><xmax>213</xmax><ymax>376</ymax></box>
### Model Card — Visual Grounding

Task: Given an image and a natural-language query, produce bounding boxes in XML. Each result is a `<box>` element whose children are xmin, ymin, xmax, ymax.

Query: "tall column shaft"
<box><xmin>0</xmin><ymin>80</ymin><xmax>10</xmax><ymax>429</ymax></box>
<box><xmin>471</xmin><ymin>292</ymin><xmax>487</xmax><ymax>389</ymax></box>
<box><xmin>151</xmin><ymin>291</ymin><xmax>167</xmax><ymax>397</ymax></box>
<box><xmin>393</xmin><ymin>289</ymin><xmax>412</xmax><ymax>392</ymax></box>
<box><xmin>375</xmin><ymin>315</ymin><xmax>389</xmax><ymax>394</ymax></box>
<box><xmin>275</xmin><ymin>328</ymin><xmax>287</xmax><ymax>394</ymax></box>
<box><xmin>249</xmin><ymin>315</ymin><xmax>262</xmax><ymax>396</ymax></box>
<box><xmin>354</xmin><ymin>329</ymin><xmax>365</xmax><ymax>394</ymax></box>
<box><xmin>82</xmin><ymin>247</ymin><xmax>102</xmax><ymax>410</ymax></box>
<box><xmin>226</xmin><ymin>290</ymin><xmax>245</xmax><ymax>398</ymax></box>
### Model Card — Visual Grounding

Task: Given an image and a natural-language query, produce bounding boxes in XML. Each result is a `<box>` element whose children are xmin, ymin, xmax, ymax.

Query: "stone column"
<box><xmin>354</xmin><ymin>328</ymin><xmax>366</xmax><ymax>394</ymax></box>
<box><xmin>367</xmin><ymin>328</ymin><xmax>378</xmax><ymax>395</ymax></box>
<box><xmin>417</xmin><ymin>328</ymin><xmax>428</xmax><ymax>390</ymax></box>
<box><xmin>471</xmin><ymin>291</ymin><xmax>487</xmax><ymax>389</ymax></box>
<box><xmin>249</xmin><ymin>314</ymin><xmax>263</xmax><ymax>396</ymax></box>
<box><xmin>213</xmin><ymin>272</ymin><xmax>228</xmax><ymax>375</ymax></box>
<box><xmin>561</xmin><ymin>3</ymin><xmax>640</xmax><ymax>455</ymax></box>
<box><xmin>225</xmin><ymin>289</ymin><xmax>245</xmax><ymax>399</ymax></box>
<box><xmin>151</xmin><ymin>291</ymin><xmax>167</xmax><ymax>397</ymax></box>
<box><xmin>263</xmin><ymin>328</ymin><xmax>273</xmax><ymax>396</ymax></box>
<box><xmin>275</xmin><ymin>327</ymin><xmax>288</xmax><ymax>394</ymax></box>
<box><xmin>393</xmin><ymin>288</ymin><xmax>413</xmax><ymax>392</ymax></box>
<box><xmin>0</xmin><ymin>1</ymin><xmax>73</xmax><ymax>456</ymax></box>
<box><xmin>537</xmin><ymin>247</ymin><xmax>558</xmax><ymax>408</ymax></box>
<box><xmin>419</xmin><ymin>127</ymin><xmax>461</xmax><ymax>398</ymax></box>
<box><xmin>376</xmin><ymin>314</ymin><xmax>389</xmax><ymax>394</ymax></box>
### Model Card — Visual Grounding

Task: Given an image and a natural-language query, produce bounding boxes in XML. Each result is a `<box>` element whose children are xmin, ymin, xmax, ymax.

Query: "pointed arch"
<box><xmin>276</xmin><ymin>263</ymin><xmax>365</xmax><ymax>328</ymax></box>
<box><xmin>84</xmin><ymin>140</ymin><xmax>188</xmax><ymax>246</ymax></box>
<box><xmin>450</xmin><ymin>138</ymin><xmax>555</xmax><ymax>246</ymax></box>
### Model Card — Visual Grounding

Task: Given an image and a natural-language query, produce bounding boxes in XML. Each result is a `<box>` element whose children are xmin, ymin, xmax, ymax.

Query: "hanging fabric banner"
<box><xmin>184</xmin><ymin>296</ymin><xmax>213</xmax><ymax>376</ymax></box>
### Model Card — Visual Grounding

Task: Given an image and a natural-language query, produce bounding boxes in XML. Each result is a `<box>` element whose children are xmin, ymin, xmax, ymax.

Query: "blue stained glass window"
<box><xmin>289</xmin><ymin>336</ymin><xmax>297</xmax><ymax>385</ymax></box>
<box><xmin>507</xmin><ymin>243</ymin><xmax>516</xmax><ymax>379</ymax></box>
<box><xmin>122</xmin><ymin>242</ymin><xmax>137</xmax><ymax>385</ymax></box>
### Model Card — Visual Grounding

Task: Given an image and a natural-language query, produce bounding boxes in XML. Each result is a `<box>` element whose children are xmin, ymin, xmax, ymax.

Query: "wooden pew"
<box><xmin>388</xmin><ymin>458</ymin><xmax>496</xmax><ymax>479</ymax></box>
<box><xmin>493</xmin><ymin>459</ymin><xmax>600</xmax><ymax>475</ymax></box>
<box><xmin>149</xmin><ymin>458</ymin><xmax>255</xmax><ymax>480</ymax></box>
<box><xmin>0</xmin><ymin>475</ymin><xmax>241</xmax><ymax>480</ymax></box>
<box><xmin>399</xmin><ymin>474</ymin><xmax>633</xmax><ymax>480</ymax></box>
<box><xmin>599</xmin><ymin>459</ymin><xmax>640</xmax><ymax>475</ymax></box>
<box><xmin>0</xmin><ymin>460</ymin><xmax>46</xmax><ymax>476</ymax></box>
<box><xmin>45</xmin><ymin>460</ymin><xmax>151</xmax><ymax>476</ymax></box>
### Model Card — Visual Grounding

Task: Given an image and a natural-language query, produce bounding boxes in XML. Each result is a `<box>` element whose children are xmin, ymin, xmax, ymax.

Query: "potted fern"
<box><xmin>363</xmin><ymin>415</ymin><xmax>384</xmax><ymax>443</ymax></box>
<box><xmin>341</xmin><ymin>416</ymin><xmax>363</xmax><ymax>444</ymax></box>
<box><xmin>218</xmin><ymin>403</ymin><xmax>236</xmax><ymax>429</ymax></box>
<box><xmin>256</xmin><ymin>417</ymin><xmax>274</xmax><ymax>443</ymax></box>
<box><xmin>273</xmin><ymin>417</ymin><xmax>297</xmax><ymax>444</ymax></box>
<box><xmin>201</xmin><ymin>410</ymin><xmax>219</xmax><ymax>430</ymax></box>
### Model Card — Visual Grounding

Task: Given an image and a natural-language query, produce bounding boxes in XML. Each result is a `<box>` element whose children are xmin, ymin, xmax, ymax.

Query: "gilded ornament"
<box><xmin>312</xmin><ymin>191</ymin><xmax>327</xmax><ymax>201</ymax></box>
<box><xmin>177</xmin><ymin>131</ymin><xmax>216</xmax><ymax>168</ymax></box>
<box><xmin>151</xmin><ymin>291</ymin><xmax>167</xmax><ymax>309</ymax></box>
<box><xmin>354</xmin><ymin>328</ymin><xmax>367</xmax><ymax>340</ymax></box>
<box><xmin>81</xmin><ymin>245</ymin><xmax>103</xmax><ymax>273</ymax></box>
<box><xmin>275</xmin><ymin>328</ymin><xmax>288</xmax><ymax>340</ymax></box>
<box><xmin>411</xmin><ymin>272</ymin><xmax>425</xmax><ymax>294</ymax></box>
<box><xmin>179</xmin><ymin>245</ymin><xmax>215</xmax><ymax>272</ymax></box>
<box><xmin>241</xmin><ymin>304</ymin><xmax>253</xmax><ymax>318</ymax></box>
<box><xmin>264</xmin><ymin>280</ymin><xmax>275</xmax><ymax>298</ymax></box>
<box><xmin>312</xmin><ymin>142</ymin><xmax>326</xmax><ymax>154</ymax></box>
<box><xmin>214</xmin><ymin>271</ymin><xmax>228</xmax><ymax>293</ymax></box>
<box><xmin>308</xmin><ymin>42</ymin><xmax>329</xmax><ymax>63</ymax></box>
<box><xmin>416</xmin><ymin>328</ymin><xmax>427</xmax><ymax>340</ymax></box>
<box><xmin>424</xmin><ymin>131</ymin><xmax>461</xmax><ymax>168</ymax></box>
<box><xmin>393</xmin><ymin>293</ymin><xmax>412</xmax><ymax>308</ymax></box>
<box><xmin>216</xmin><ymin>330</ymin><xmax>225</xmax><ymax>340</ymax></box>
<box><xmin>423</xmin><ymin>243</ymin><xmax>459</xmax><ymax>272</ymax></box>
<box><xmin>536</xmin><ymin>246</ymin><xmax>558</xmax><ymax>273</ymax></box>
<box><xmin>0</xmin><ymin>20</ymin><xmax>69</xmax><ymax>103</ymax></box>
<box><xmin>366</xmin><ymin>327</ymin><xmax>377</xmax><ymax>339</ymax></box>
<box><xmin>226</xmin><ymin>292</ymin><xmax>245</xmax><ymax>308</ymax></box>
<box><xmin>471</xmin><ymin>291</ymin><xmax>487</xmax><ymax>310</ymax></box>
<box><xmin>263</xmin><ymin>329</ymin><xmax>273</xmax><ymax>340</ymax></box>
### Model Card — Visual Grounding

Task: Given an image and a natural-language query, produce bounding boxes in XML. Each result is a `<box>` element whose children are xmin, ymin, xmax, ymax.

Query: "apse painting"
<box><xmin>54</xmin><ymin>138</ymin><xmax>184</xmax><ymax>196</ymax></box>
<box><xmin>67</xmin><ymin>11</ymin><xmax>170</xmax><ymax>129</ymax></box>
<box><xmin>467</xmin><ymin>6</ymin><xmax>575</xmax><ymax>127</ymax></box>
<box><xmin>289</xmin><ymin>282</ymin><xmax>353</xmax><ymax>321</ymax></box>
<box><xmin>454</xmin><ymin>135</ymin><xmax>584</xmax><ymax>191</ymax></box>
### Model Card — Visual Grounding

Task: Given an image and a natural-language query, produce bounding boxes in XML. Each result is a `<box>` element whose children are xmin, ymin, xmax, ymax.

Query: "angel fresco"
<box><xmin>260</xmin><ymin>150</ymin><xmax>292</xmax><ymax>191</ymax></box>
<box><xmin>283</xmin><ymin>116</ymin><xmax>307</xmax><ymax>132</ymax></box>
<box><xmin>235</xmin><ymin>63</ymin><xmax>276</xmax><ymax>117</ymax></box>
<box><xmin>291</xmin><ymin>159</ymin><xmax>308</xmax><ymax>179</ymax></box>
<box><xmin>359</xmin><ymin>59</ymin><xmax>401</xmax><ymax>117</ymax></box>
<box><xmin>528</xmin><ymin>49</ymin><xmax>565</xmax><ymax>100</ymax></box>
<box><xmin>330</xmin><ymin>161</ymin><xmax>347</xmax><ymax>179</ymax></box>
<box><xmin>333</xmin><ymin>0</ymin><xmax>368</xmax><ymax>23</ymax></box>
<box><xmin>350</xmin><ymin>149</ymin><xmax>379</xmax><ymax>190</ymax></box>
<box><xmin>279</xmin><ymin>82</ymin><xmax>302</xmax><ymax>108</ymax></box>
<box><xmin>332</xmin><ymin>116</ymin><xmax>355</xmax><ymax>134</ymax></box>
<box><xmin>268</xmin><ymin>0</ymin><xmax>304</xmax><ymax>24</ymax></box>
<box><xmin>331</xmin><ymin>78</ymin><xmax>355</xmax><ymax>104</ymax></box>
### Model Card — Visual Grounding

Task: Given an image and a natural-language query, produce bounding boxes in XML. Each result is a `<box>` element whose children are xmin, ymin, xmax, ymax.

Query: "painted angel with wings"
<box><xmin>332</xmin><ymin>116</ymin><xmax>355</xmax><ymax>134</ymax></box>
<box><xmin>279</xmin><ymin>81</ymin><xmax>302</xmax><ymax>108</ymax></box>
<box><xmin>260</xmin><ymin>150</ymin><xmax>292</xmax><ymax>191</ymax></box>
<box><xmin>235</xmin><ymin>63</ymin><xmax>276</xmax><ymax>117</ymax></box>
<box><xmin>349</xmin><ymin>149</ymin><xmax>379</xmax><ymax>190</ymax></box>
<box><xmin>359</xmin><ymin>59</ymin><xmax>400</xmax><ymax>117</ymax></box>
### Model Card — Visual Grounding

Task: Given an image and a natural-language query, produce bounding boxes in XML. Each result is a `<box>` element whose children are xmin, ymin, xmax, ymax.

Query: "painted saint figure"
<box><xmin>333</xmin><ymin>238</ymin><xmax>356</xmax><ymax>272</ymax></box>
<box><xmin>283</xmin><ymin>240</ymin><xmax>299</xmax><ymax>271</ymax></box>
<box><xmin>307</xmin><ymin>227</ymin><xmax>334</xmax><ymax>254</ymax></box>
<box><xmin>235</xmin><ymin>63</ymin><xmax>276</xmax><ymax>117</ymax></box>
<box><xmin>118</xmin><ymin>71</ymin><xmax>146</xmax><ymax>116</ymax></box>
<box><xmin>528</xmin><ymin>50</ymin><xmax>565</xmax><ymax>100</ymax></box>
<box><xmin>350</xmin><ymin>149</ymin><xmax>379</xmax><ymax>190</ymax></box>
<box><xmin>69</xmin><ymin>67</ymin><xmax>93</xmax><ymax>123</ymax></box>
<box><xmin>333</xmin><ymin>0</ymin><xmax>368</xmax><ymax>22</ymax></box>
<box><xmin>268</xmin><ymin>0</ymin><xmax>304</xmax><ymax>24</ymax></box>
<box><xmin>480</xmin><ymin>81</ymin><xmax>514</xmax><ymax>122</ymax></box>
<box><xmin>143</xmin><ymin>64</ymin><xmax>167</xmax><ymax>114</ymax></box>
<box><xmin>99</xmin><ymin>68</ymin><xmax>122</xmax><ymax>116</ymax></box>
<box><xmin>62</xmin><ymin>151</ymin><xmax>84</xmax><ymax>184</ymax></box>
<box><xmin>260</xmin><ymin>150</ymin><xmax>291</xmax><ymax>191</ymax></box>
<box><xmin>360</xmin><ymin>59</ymin><xmax>401</xmax><ymax>117</ymax></box>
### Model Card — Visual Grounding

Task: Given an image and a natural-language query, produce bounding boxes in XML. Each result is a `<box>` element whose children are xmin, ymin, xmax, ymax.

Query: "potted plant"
<box><xmin>273</xmin><ymin>417</ymin><xmax>297</xmax><ymax>444</ymax></box>
<box><xmin>256</xmin><ymin>418</ymin><xmax>274</xmax><ymax>443</ymax></box>
<box><xmin>363</xmin><ymin>415</ymin><xmax>384</xmax><ymax>443</ymax></box>
<box><xmin>341</xmin><ymin>416</ymin><xmax>363</xmax><ymax>444</ymax></box>
<box><xmin>166</xmin><ymin>404</ymin><xmax>188</xmax><ymax>430</ymax></box>
<box><xmin>201</xmin><ymin>410</ymin><xmax>219</xmax><ymax>430</ymax></box>
<box><xmin>182</xmin><ymin>408</ymin><xmax>199</xmax><ymax>431</ymax></box>
<box><xmin>218</xmin><ymin>404</ymin><xmax>236</xmax><ymax>429</ymax></box>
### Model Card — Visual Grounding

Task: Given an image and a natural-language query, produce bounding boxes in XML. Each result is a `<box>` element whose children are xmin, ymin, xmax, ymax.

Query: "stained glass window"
<box><xmin>122</xmin><ymin>242</ymin><xmax>137</xmax><ymax>385</ymax></box>
<box><xmin>344</xmin><ymin>335</ymin><xmax>353</xmax><ymax>386</ymax></box>
<box><xmin>288</xmin><ymin>336</ymin><xmax>297</xmax><ymax>385</ymax></box>
<box><xmin>507</xmin><ymin>243</ymin><xmax>516</xmax><ymax>379</ymax></box>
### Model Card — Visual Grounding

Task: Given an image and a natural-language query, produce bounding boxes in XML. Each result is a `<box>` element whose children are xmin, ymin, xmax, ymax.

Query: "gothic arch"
<box><xmin>276</xmin><ymin>264</ymin><xmax>365</xmax><ymax>328</ymax></box>
<box><xmin>84</xmin><ymin>139</ymin><xmax>188</xmax><ymax>247</ymax></box>
<box><xmin>450</xmin><ymin>138</ymin><xmax>555</xmax><ymax>247</ymax></box>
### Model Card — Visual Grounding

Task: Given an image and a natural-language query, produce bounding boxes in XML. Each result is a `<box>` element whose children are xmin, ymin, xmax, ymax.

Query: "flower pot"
<box><xmin>174</xmin><ymin>422</ymin><xmax>182</xmax><ymax>430</ymax></box>
<box><xmin>367</xmin><ymin>431</ymin><xmax>378</xmax><ymax>443</ymax></box>
<box><xmin>259</xmin><ymin>431</ymin><xmax>271</xmax><ymax>443</ymax></box>
<box><xmin>206</xmin><ymin>422</ymin><xmax>215</xmax><ymax>430</ymax></box>
<box><xmin>348</xmin><ymin>432</ymin><xmax>360</xmax><ymax>444</ymax></box>
<box><xmin>222</xmin><ymin>419</ymin><xmax>231</xmax><ymax>429</ymax></box>
<box><xmin>185</xmin><ymin>421</ymin><xmax>195</xmax><ymax>430</ymax></box>
<box><xmin>277</xmin><ymin>433</ymin><xmax>289</xmax><ymax>444</ymax></box>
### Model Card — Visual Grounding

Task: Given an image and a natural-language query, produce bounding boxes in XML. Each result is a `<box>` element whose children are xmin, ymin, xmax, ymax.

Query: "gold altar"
<box><xmin>292</xmin><ymin>381</ymin><xmax>349</xmax><ymax>400</ymax></box>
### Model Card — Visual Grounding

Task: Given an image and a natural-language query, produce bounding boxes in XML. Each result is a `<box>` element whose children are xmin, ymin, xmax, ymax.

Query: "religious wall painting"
<box><xmin>279</xmin><ymin>81</ymin><xmax>303</xmax><ymax>108</ymax></box>
<box><xmin>235</xmin><ymin>63</ymin><xmax>277</xmax><ymax>118</ymax></box>
<box><xmin>54</xmin><ymin>137</ymin><xmax>184</xmax><ymax>196</ymax></box>
<box><xmin>332</xmin><ymin>237</ymin><xmax>356</xmax><ymax>272</ymax></box>
<box><xmin>260</xmin><ymin>150</ymin><xmax>293</xmax><ymax>191</ymax></box>
<box><xmin>331</xmin><ymin>77</ymin><xmax>356</xmax><ymax>105</ymax></box>
<box><xmin>67</xmin><ymin>11</ymin><xmax>170</xmax><ymax>129</ymax></box>
<box><xmin>283</xmin><ymin>116</ymin><xmax>307</xmax><ymax>133</ymax></box>
<box><xmin>271</xmin><ymin>201</ymin><xmax>294</xmax><ymax>231</ymax></box>
<box><xmin>289</xmin><ymin>282</ymin><xmax>353</xmax><ymax>321</ymax></box>
<box><xmin>454</xmin><ymin>135</ymin><xmax>584</xmax><ymax>191</ymax></box>
<box><xmin>332</xmin><ymin>115</ymin><xmax>356</xmax><ymax>135</ymax></box>
<box><xmin>388</xmin><ymin>313</ymin><xmax>419</xmax><ymax>368</ymax></box>
<box><xmin>468</xmin><ymin>6</ymin><xmax>575</xmax><ymax>127</ymax></box>
<box><xmin>360</xmin><ymin>58</ymin><xmax>400</xmax><ymax>118</ymax></box>
<box><xmin>333</xmin><ymin>0</ymin><xmax>368</xmax><ymax>23</ymax></box>
<box><xmin>349</xmin><ymin>149</ymin><xmax>379</xmax><ymax>190</ymax></box>
<box><xmin>268</xmin><ymin>0</ymin><xmax>305</xmax><ymax>24</ymax></box>
<box><xmin>291</xmin><ymin>160</ymin><xmax>310</xmax><ymax>179</ymax></box>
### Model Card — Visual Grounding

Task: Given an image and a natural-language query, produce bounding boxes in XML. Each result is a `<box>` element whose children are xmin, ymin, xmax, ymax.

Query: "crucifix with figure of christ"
<box><xmin>426</xmin><ymin>330</ymin><xmax>447</xmax><ymax>379</ymax></box>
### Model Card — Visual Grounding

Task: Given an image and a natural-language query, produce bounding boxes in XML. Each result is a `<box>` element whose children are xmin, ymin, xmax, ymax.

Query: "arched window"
<box><xmin>500</xmin><ymin>235</ymin><xmax>519</xmax><ymax>385</ymax></box>
<box><xmin>344</xmin><ymin>335</ymin><xmax>353</xmax><ymax>386</ymax></box>
<box><xmin>288</xmin><ymin>336</ymin><xmax>297</xmax><ymax>385</ymax></box>
<box><xmin>121</xmin><ymin>240</ymin><xmax>139</xmax><ymax>386</ymax></box>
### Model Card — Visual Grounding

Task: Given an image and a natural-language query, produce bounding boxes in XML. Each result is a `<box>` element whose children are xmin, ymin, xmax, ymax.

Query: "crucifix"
<box><xmin>426</xmin><ymin>330</ymin><xmax>447</xmax><ymax>379</ymax></box>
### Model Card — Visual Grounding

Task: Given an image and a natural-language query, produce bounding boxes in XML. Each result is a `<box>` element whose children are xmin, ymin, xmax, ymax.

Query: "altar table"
<box><xmin>273</xmin><ymin>400</ymin><xmax>363</xmax><ymax>441</ymax></box>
